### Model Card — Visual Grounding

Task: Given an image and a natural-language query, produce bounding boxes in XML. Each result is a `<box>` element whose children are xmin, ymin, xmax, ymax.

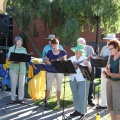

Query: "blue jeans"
<box><xmin>70</xmin><ymin>78</ymin><xmax>90</xmax><ymax>114</ymax></box>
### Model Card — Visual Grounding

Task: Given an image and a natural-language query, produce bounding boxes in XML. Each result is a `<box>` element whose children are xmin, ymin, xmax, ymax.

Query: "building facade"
<box><xmin>13</xmin><ymin>20</ymin><xmax>120</xmax><ymax>58</ymax></box>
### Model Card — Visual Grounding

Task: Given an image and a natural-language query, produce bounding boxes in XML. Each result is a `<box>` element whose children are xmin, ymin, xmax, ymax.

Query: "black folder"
<box><xmin>51</xmin><ymin>60</ymin><xmax>76</xmax><ymax>74</ymax></box>
<box><xmin>0</xmin><ymin>53</ymin><xmax>6</xmax><ymax>64</ymax></box>
<box><xmin>77</xmin><ymin>65</ymin><xmax>92</xmax><ymax>82</ymax></box>
<box><xmin>10</xmin><ymin>52</ymin><xmax>31</xmax><ymax>62</ymax></box>
<box><xmin>91</xmin><ymin>57</ymin><xmax>108</xmax><ymax>67</ymax></box>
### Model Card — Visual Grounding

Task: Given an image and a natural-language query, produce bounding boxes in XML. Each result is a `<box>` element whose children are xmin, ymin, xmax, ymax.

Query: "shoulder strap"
<box><xmin>14</xmin><ymin>46</ymin><xmax>16</xmax><ymax>52</ymax></box>
<box><xmin>106</xmin><ymin>55</ymin><xmax>111</xmax><ymax>67</ymax></box>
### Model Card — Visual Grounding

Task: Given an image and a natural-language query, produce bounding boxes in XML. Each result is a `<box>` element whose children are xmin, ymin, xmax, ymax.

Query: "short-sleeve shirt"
<box><xmin>100</xmin><ymin>45</ymin><xmax>111</xmax><ymax>57</ymax></box>
<box><xmin>100</xmin><ymin>45</ymin><xmax>111</xmax><ymax>72</ymax></box>
<box><xmin>8</xmin><ymin>45</ymin><xmax>27</xmax><ymax>74</ymax></box>
<box><xmin>84</xmin><ymin>45</ymin><xmax>94</xmax><ymax>56</ymax></box>
<box><xmin>42</xmin><ymin>44</ymin><xmax>63</xmax><ymax>60</ymax></box>
<box><xmin>46</xmin><ymin>49</ymin><xmax>67</xmax><ymax>61</ymax></box>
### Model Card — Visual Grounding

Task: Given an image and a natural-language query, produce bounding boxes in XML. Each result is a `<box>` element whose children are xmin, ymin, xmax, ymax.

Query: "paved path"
<box><xmin>0</xmin><ymin>91</ymin><xmax>109</xmax><ymax>120</ymax></box>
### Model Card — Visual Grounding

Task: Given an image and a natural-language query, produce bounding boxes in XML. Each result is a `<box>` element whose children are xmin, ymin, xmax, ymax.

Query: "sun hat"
<box><xmin>71</xmin><ymin>44</ymin><xmax>85</xmax><ymax>54</ymax></box>
<box><xmin>103</xmin><ymin>33</ymin><xmax>118</xmax><ymax>40</ymax></box>
<box><xmin>45</xmin><ymin>34</ymin><xmax>57</xmax><ymax>39</ymax></box>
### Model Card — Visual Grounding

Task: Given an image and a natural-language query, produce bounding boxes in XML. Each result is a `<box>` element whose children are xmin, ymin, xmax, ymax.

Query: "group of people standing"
<box><xmin>8</xmin><ymin>33</ymin><xmax>120</xmax><ymax>120</ymax></box>
<box><xmin>42</xmin><ymin>34</ymin><xmax>94</xmax><ymax>118</ymax></box>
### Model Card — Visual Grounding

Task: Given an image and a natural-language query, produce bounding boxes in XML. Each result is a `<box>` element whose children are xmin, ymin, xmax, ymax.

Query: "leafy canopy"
<box><xmin>44</xmin><ymin>0</ymin><xmax>120</xmax><ymax>45</ymax></box>
<box><xmin>7</xmin><ymin>0</ymin><xmax>120</xmax><ymax>45</ymax></box>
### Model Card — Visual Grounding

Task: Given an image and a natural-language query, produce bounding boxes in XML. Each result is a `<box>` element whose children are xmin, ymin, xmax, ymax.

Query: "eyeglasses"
<box><xmin>109</xmin><ymin>47</ymin><xmax>114</xmax><ymax>51</ymax></box>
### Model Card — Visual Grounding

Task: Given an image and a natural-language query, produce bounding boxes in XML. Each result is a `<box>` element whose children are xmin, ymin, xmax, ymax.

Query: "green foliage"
<box><xmin>7</xmin><ymin>0</ymin><xmax>120</xmax><ymax>45</ymax></box>
<box><xmin>44</xmin><ymin>0</ymin><xmax>120</xmax><ymax>44</ymax></box>
<box><xmin>7</xmin><ymin>0</ymin><xmax>38</xmax><ymax>30</ymax></box>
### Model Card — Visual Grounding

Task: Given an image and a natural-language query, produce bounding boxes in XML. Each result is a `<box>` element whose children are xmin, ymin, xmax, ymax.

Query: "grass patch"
<box><xmin>94</xmin><ymin>78</ymin><xmax>101</xmax><ymax>94</ymax></box>
<box><xmin>34</xmin><ymin>75</ymin><xmax>73</xmax><ymax>109</ymax></box>
<box><xmin>34</xmin><ymin>76</ymin><xmax>101</xmax><ymax>109</ymax></box>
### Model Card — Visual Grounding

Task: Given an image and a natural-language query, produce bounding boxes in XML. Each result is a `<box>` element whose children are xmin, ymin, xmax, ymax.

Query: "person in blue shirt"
<box><xmin>42</xmin><ymin>34</ymin><xmax>63</xmax><ymax>98</ymax></box>
<box><xmin>44</xmin><ymin>38</ymin><xmax>67</xmax><ymax>110</ymax></box>
<box><xmin>42</xmin><ymin>34</ymin><xmax>63</xmax><ymax>60</ymax></box>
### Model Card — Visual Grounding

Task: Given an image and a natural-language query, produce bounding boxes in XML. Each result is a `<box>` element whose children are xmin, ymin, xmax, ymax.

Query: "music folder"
<box><xmin>51</xmin><ymin>60</ymin><xmax>76</xmax><ymax>74</ymax></box>
<box><xmin>91</xmin><ymin>57</ymin><xmax>108</xmax><ymax>67</ymax></box>
<box><xmin>10</xmin><ymin>52</ymin><xmax>31</xmax><ymax>62</ymax></box>
<box><xmin>77</xmin><ymin>64</ymin><xmax>92</xmax><ymax>82</ymax></box>
<box><xmin>0</xmin><ymin>53</ymin><xmax>6</xmax><ymax>64</ymax></box>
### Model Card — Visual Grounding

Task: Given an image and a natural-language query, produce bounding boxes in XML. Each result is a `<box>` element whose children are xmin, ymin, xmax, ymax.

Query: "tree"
<box><xmin>7</xmin><ymin>0</ymin><xmax>44</xmax><ymax>57</ymax></box>
<box><xmin>48</xmin><ymin>0</ymin><xmax>120</xmax><ymax>45</ymax></box>
<box><xmin>6</xmin><ymin>0</ymin><xmax>120</xmax><ymax>56</ymax></box>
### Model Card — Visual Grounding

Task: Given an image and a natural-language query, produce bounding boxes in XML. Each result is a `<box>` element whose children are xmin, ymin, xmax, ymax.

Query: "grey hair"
<box><xmin>77</xmin><ymin>37</ymin><xmax>86</xmax><ymax>45</ymax></box>
<box><xmin>14</xmin><ymin>36</ymin><xmax>23</xmax><ymax>45</ymax></box>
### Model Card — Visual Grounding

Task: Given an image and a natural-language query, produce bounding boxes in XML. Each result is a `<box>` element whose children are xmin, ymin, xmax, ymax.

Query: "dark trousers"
<box><xmin>88</xmin><ymin>82</ymin><xmax>94</xmax><ymax>103</ymax></box>
<box><xmin>88</xmin><ymin>67</ymin><xmax>94</xmax><ymax>103</ymax></box>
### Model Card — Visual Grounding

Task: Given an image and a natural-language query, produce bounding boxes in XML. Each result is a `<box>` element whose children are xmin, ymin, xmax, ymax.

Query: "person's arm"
<box><xmin>87</xmin><ymin>46</ymin><xmax>95</xmax><ymax>60</ymax></box>
<box><xmin>44</xmin><ymin>57</ymin><xmax>51</xmax><ymax>64</ymax></box>
<box><xmin>42</xmin><ymin>46</ymin><xmax>47</xmax><ymax>61</ymax></box>
<box><xmin>90</xmin><ymin>46</ymin><xmax>94</xmax><ymax>55</ymax></box>
<box><xmin>24</xmin><ymin>48</ymin><xmax>27</xmax><ymax>54</ymax></box>
<box><xmin>100</xmin><ymin>47</ymin><xmax>104</xmax><ymax>56</ymax></box>
<box><xmin>83</xmin><ymin>60</ymin><xmax>92</xmax><ymax>73</ymax></box>
<box><xmin>105</xmin><ymin>60</ymin><xmax>120</xmax><ymax>78</ymax></box>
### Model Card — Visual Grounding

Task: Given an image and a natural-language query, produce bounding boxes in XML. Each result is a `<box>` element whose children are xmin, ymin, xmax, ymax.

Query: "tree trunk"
<box><xmin>23</xmin><ymin>28</ymin><xmax>41</xmax><ymax>57</ymax></box>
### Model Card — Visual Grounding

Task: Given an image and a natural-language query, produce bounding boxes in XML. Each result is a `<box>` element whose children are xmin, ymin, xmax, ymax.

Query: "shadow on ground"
<box><xmin>0</xmin><ymin>91</ymin><xmax>109</xmax><ymax>120</ymax></box>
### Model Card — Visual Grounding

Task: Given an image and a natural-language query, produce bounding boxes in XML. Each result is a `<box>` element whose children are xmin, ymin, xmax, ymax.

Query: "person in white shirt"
<box><xmin>69</xmin><ymin>44</ymin><xmax>92</xmax><ymax>118</ymax></box>
<box><xmin>77</xmin><ymin>37</ymin><xmax>95</xmax><ymax>107</ymax></box>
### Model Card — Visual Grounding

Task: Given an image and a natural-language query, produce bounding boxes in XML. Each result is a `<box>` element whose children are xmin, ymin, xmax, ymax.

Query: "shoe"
<box><xmin>80</xmin><ymin>114</ymin><xmax>84</xmax><ymax>120</ymax></box>
<box><xmin>88</xmin><ymin>102</ymin><xmax>95</xmax><ymax>106</ymax></box>
<box><xmin>54</xmin><ymin>105</ymin><xmax>60</xmax><ymax>110</ymax></box>
<box><xmin>10</xmin><ymin>100</ymin><xmax>16</xmax><ymax>104</ymax></box>
<box><xmin>96</xmin><ymin>105</ymin><xmax>107</xmax><ymax>109</ymax></box>
<box><xmin>18</xmin><ymin>100</ymin><xmax>25</xmax><ymax>104</ymax></box>
<box><xmin>70</xmin><ymin>111</ymin><xmax>81</xmax><ymax>116</ymax></box>
<box><xmin>40</xmin><ymin>102</ymin><xmax>45</xmax><ymax>107</ymax></box>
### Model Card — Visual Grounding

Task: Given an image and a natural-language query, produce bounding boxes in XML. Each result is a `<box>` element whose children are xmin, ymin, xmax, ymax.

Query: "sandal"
<box><xmin>54</xmin><ymin>105</ymin><xmax>60</xmax><ymax>110</ymax></box>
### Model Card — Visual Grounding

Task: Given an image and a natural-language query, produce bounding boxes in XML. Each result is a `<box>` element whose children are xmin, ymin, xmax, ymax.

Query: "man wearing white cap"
<box><xmin>96</xmin><ymin>33</ymin><xmax>118</xmax><ymax>109</ymax></box>
<box><xmin>77</xmin><ymin>37</ymin><xmax>95</xmax><ymax>107</ymax></box>
<box><xmin>42</xmin><ymin>34</ymin><xmax>63</xmax><ymax>60</ymax></box>
<box><xmin>42</xmin><ymin>34</ymin><xmax>63</xmax><ymax>98</ymax></box>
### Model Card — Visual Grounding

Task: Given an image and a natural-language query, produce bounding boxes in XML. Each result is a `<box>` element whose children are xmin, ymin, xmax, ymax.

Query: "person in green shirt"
<box><xmin>105</xmin><ymin>39</ymin><xmax>120</xmax><ymax>120</ymax></box>
<box><xmin>8</xmin><ymin>36</ymin><xmax>27</xmax><ymax>104</ymax></box>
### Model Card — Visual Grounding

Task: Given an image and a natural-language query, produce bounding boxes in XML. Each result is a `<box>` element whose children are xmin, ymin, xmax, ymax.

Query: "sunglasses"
<box><xmin>48</xmin><ymin>39</ymin><xmax>52</xmax><ymax>41</ymax></box>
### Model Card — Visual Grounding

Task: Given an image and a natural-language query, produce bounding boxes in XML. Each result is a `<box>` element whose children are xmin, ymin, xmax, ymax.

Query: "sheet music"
<box><xmin>78</xmin><ymin>65</ymin><xmax>92</xmax><ymax>82</ymax></box>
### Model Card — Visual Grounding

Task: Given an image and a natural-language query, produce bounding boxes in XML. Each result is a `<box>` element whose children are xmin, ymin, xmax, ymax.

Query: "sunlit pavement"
<box><xmin>0</xmin><ymin>91</ymin><xmax>109</xmax><ymax>120</ymax></box>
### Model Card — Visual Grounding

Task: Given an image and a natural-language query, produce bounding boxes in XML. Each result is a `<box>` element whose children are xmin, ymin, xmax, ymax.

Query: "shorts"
<box><xmin>46</xmin><ymin>72</ymin><xmax>64</xmax><ymax>91</ymax></box>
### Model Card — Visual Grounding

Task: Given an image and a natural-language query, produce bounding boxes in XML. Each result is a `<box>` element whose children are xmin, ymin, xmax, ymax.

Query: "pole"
<box><xmin>95</xmin><ymin>16</ymin><xmax>99</xmax><ymax>55</ymax></box>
